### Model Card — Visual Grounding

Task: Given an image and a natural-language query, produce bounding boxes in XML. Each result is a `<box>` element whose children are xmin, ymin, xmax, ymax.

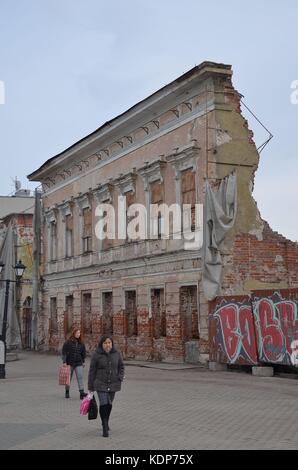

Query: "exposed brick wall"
<box><xmin>151</xmin><ymin>288</ymin><xmax>166</xmax><ymax>338</ymax></box>
<box><xmin>224</xmin><ymin>221</ymin><xmax>298</xmax><ymax>293</ymax></box>
<box><xmin>137</xmin><ymin>308</ymin><xmax>151</xmax><ymax>337</ymax></box>
<box><xmin>82</xmin><ymin>292</ymin><xmax>92</xmax><ymax>335</ymax></box>
<box><xmin>44</xmin><ymin>285</ymin><xmax>194</xmax><ymax>362</ymax></box>
<box><xmin>64</xmin><ymin>295</ymin><xmax>74</xmax><ymax>335</ymax></box>
<box><xmin>179</xmin><ymin>286</ymin><xmax>199</xmax><ymax>340</ymax></box>
<box><xmin>125</xmin><ymin>290</ymin><xmax>137</xmax><ymax>337</ymax></box>
<box><xmin>113</xmin><ymin>310</ymin><xmax>126</xmax><ymax>336</ymax></box>
<box><xmin>102</xmin><ymin>291</ymin><xmax>113</xmax><ymax>335</ymax></box>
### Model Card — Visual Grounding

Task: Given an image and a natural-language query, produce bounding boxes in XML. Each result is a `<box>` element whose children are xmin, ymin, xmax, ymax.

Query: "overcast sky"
<box><xmin>0</xmin><ymin>0</ymin><xmax>297</xmax><ymax>240</ymax></box>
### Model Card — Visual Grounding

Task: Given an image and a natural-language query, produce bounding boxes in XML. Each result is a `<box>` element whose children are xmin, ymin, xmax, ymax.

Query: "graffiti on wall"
<box><xmin>211</xmin><ymin>298</ymin><xmax>258</xmax><ymax>364</ymax></box>
<box><xmin>210</xmin><ymin>290</ymin><xmax>298</xmax><ymax>366</ymax></box>
<box><xmin>252</xmin><ymin>293</ymin><xmax>298</xmax><ymax>366</ymax></box>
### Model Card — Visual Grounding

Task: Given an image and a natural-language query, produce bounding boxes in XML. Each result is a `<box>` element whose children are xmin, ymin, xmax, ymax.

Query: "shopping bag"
<box><xmin>59</xmin><ymin>364</ymin><xmax>71</xmax><ymax>386</ymax></box>
<box><xmin>88</xmin><ymin>396</ymin><xmax>98</xmax><ymax>420</ymax></box>
<box><xmin>80</xmin><ymin>394</ymin><xmax>93</xmax><ymax>415</ymax></box>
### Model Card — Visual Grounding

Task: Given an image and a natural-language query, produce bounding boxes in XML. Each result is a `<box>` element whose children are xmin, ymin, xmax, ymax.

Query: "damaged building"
<box><xmin>28</xmin><ymin>61</ymin><xmax>298</xmax><ymax>365</ymax></box>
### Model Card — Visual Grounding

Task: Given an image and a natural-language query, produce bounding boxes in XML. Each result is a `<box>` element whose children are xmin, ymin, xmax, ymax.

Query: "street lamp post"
<box><xmin>0</xmin><ymin>260</ymin><xmax>26</xmax><ymax>379</ymax></box>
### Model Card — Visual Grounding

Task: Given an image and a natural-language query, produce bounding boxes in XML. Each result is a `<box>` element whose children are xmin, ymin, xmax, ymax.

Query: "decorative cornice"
<box><xmin>40</xmin><ymin>100</ymin><xmax>213</xmax><ymax>197</ymax></box>
<box><xmin>44</xmin><ymin>207</ymin><xmax>58</xmax><ymax>225</ymax></box>
<box><xmin>76</xmin><ymin>192</ymin><xmax>92</xmax><ymax>215</ymax></box>
<box><xmin>113</xmin><ymin>170</ymin><xmax>137</xmax><ymax>195</ymax></box>
<box><xmin>166</xmin><ymin>142</ymin><xmax>200</xmax><ymax>178</ymax></box>
<box><xmin>93</xmin><ymin>183</ymin><xmax>113</xmax><ymax>203</ymax></box>
<box><xmin>58</xmin><ymin>200</ymin><xmax>73</xmax><ymax>221</ymax></box>
<box><xmin>138</xmin><ymin>159</ymin><xmax>167</xmax><ymax>191</ymax></box>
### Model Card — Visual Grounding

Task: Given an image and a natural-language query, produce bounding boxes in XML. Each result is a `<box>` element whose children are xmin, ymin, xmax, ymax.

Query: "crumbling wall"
<box><xmin>210</xmin><ymin>74</ymin><xmax>298</xmax><ymax>296</ymax></box>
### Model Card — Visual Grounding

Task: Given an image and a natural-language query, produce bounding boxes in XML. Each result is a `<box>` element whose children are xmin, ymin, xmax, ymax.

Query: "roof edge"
<box><xmin>28</xmin><ymin>61</ymin><xmax>232</xmax><ymax>181</ymax></box>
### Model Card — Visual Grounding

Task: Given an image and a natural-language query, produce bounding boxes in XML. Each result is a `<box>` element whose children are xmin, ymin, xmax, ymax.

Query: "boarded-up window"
<box><xmin>181</xmin><ymin>169</ymin><xmax>196</xmax><ymax>231</ymax></box>
<box><xmin>82</xmin><ymin>292</ymin><xmax>92</xmax><ymax>334</ymax></box>
<box><xmin>102</xmin><ymin>291</ymin><xmax>113</xmax><ymax>335</ymax></box>
<box><xmin>151</xmin><ymin>288</ymin><xmax>166</xmax><ymax>338</ymax></box>
<box><xmin>125</xmin><ymin>290</ymin><xmax>137</xmax><ymax>337</ymax></box>
<box><xmin>150</xmin><ymin>181</ymin><xmax>164</xmax><ymax>238</ymax></box>
<box><xmin>50</xmin><ymin>222</ymin><xmax>57</xmax><ymax>261</ymax></box>
<box><xmin>180</xmin><ymin>286</ymin><xmax>199</xmax><ymax>340</ymax></box>
<box><xmin>82</xmin><ymin>208</ymin><xmax>92</xmax><ymax>253</ymax></box>
<box><xmin>50</xmin><ymin>297</ymin><xmax>58</xmax><ymax>333</ymax></box>
<box><xmin>64</xmin><ymin>295</ymin><xmax>74</xmax><ymax>337</ymax></box>
<box><xmin>65</xmin><ymin>215</ymin><xmax>74</xmax><ymax>258</ymax></box>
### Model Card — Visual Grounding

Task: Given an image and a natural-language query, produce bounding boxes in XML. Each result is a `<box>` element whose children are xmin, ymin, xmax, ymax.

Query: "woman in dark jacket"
<box><xmin>62</xmin><ymin>327</ymin><xmax>87</xmax><ymax>399</ymax></box>
<box><xmin>88</xmin><ymin>335</ymin><xmax>125</xmax><ymax>438</ymax></box>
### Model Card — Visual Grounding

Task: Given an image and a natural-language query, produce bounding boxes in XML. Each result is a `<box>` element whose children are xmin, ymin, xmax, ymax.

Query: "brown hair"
<box><xmin>68</xmin><ymin>327</ymin><xmax>83</xmax><ymax>343</ymax></box>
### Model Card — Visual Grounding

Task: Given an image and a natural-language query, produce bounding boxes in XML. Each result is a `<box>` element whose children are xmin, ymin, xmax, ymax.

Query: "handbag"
<box><xmin>88</xmin><ymin>396</ymin><xmax>98</xmax><ymax>420</ymax></box>
<box><xmin>59</xmin><ymin>364</ymin><xmax>71</xmax><ymax>386</ymax></box>
<box><xmin>80</xmin><ymin>395</ymin><xmax>92</xmax><ymax>415</ymax></box>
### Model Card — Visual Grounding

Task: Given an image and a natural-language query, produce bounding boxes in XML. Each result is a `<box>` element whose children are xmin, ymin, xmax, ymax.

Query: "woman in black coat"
<box><xmin>62</xmin><ymin>327</ymin><xmax>87</xmax><ymax>399</ymax></box>
<box><xmin>88</xmin><ymin>335</ymin><xmax>125</xmax><ymax>437</ymax></box>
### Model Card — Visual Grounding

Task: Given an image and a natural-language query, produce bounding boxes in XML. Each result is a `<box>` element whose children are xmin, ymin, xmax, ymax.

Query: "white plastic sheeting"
<box><xmin>202</xmin><ymin>172</ymin><xmax>237</xmax><ymax>301</ymax></box>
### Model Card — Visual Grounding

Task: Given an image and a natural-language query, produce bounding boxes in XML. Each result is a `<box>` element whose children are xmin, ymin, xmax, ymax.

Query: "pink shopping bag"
<box><xmin>80</xmin><ymin>395</ymin><xmax>93</xmax><ymax>415</ymax></box>
<box><xmin>59</xmin><ymin>364</ymin><xmax>71</xmax><ymax>386</ymax></box>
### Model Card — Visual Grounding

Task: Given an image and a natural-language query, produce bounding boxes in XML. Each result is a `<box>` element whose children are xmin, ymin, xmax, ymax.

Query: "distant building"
<box><xmin>0</xmin><ymin>184</ymin><xmax>35</xmax><ymax>349</ymax></box>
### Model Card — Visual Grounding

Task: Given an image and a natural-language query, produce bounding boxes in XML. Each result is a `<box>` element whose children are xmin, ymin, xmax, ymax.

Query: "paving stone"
<box><xmin>0</xmin><ymin>352</ymin><xmax>297</xmax><ymax>450</ymax></box>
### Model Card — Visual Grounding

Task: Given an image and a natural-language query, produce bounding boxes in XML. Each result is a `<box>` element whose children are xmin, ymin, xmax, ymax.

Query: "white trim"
<box><xmin>45</xmin><ymin>268</ymin><xmax>201</xmax><ymax>290</ymax></box>
<box><xmin>113</xmin><ymin>171</ymin><xmax>137</xmax><ymax>195</ymax></box>
<box><xmin>45</xmin><ymin>250</ymin><xmax>201</xmax><ymax>277</ymax></box>
<box><xmin>166</xmin><ymin>144</ymin><xmax>199</xmax><ymax>208</ymax></box>
<box><xmin>42</xmin><ymin>103</ymin><xmax>215</xmax><ymax>197</ymax></box>
<box><xmin>76</xmin><ymin>193</ymin><xmax>91</xmax><ymax>215</ymax></box>
<box><xmin>138</xmin><ymin>160</ymin><xmax>166</xmax><ymax>238</ymax></box>
<box><xmin>178</xmin><ymin>281</ymin><xmax>199</xmax><ymax>287</ymax></box>
<box><xmin>93</xmin><ymin>183</ymin><xmax>113</xmax><ymax>203</ymax></box>
<box><xmin>32</xmin><ymin>70</ymin><xmax>221</xmax><ymax>180</ymax></box>
<box><xmin>45</xmin><ymin>207</ymin><xmax>58</xmax><ymax>225</ymax></box>
<box><xmin>58</xmin><ymin>200</ymin><xmax>73</xmax><ymax>221</ymax></box>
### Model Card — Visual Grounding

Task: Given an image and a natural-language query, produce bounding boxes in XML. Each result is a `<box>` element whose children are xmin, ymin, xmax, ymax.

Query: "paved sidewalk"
<box><xmin>0</xmin><ymin>351</ymin><xmax>297</xmax><ymax>450</ymax></box>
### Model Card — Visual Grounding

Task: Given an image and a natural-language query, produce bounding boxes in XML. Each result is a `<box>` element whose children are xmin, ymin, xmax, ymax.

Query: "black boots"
<box><xmin>99</xmin><ymin>405</ymin><xmax>111</xmax><ymax>437</ymax></box>
<box><xmin>79</xmin><ymin>390</ymin><xmax>87</xmax><ymax>400</ymax></box>
<box><xmin>102</xmin><ymin>418</ymin><xmax>109</xmax><ymax>438</ymax></box>
<box><xmin>66</xmin><ymin>389</ymin><xmax>87</xmax><ymax>399</ymax></box>
<box><xmin>107</xmin><ymin>404</ymin><xmax>112</xmax><ymax>430</ymax></box>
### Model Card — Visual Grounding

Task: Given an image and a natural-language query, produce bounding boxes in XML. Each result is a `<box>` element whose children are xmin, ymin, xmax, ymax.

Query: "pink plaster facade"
<box><xmin>29</xmin><ymin>61</ymin><xmax>296</xmax><ymax>363</ymax></box>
